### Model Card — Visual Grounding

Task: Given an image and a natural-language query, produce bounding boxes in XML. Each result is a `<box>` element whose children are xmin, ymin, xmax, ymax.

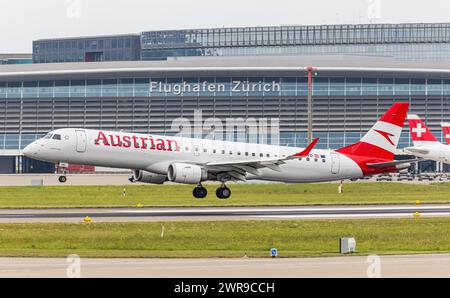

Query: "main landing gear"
<box><xmin>216</xmin><ymin>183</ymin><xmax>231</xmax><ymax>199</ymax></box>
<box><xmin>192</xmin><ymin>183</ymin><xmax>231</xmax><ymax>199</ymax></box>
<box><xmin>193</xmin><ymin>184</ymin><xmax>208</xmax><ymax>199</ymax></box>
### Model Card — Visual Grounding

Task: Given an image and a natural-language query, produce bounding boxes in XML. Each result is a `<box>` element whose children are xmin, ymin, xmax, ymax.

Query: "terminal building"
<box><xmin>0</xmin><ymin>54</ymin><xmax>32</xmax><ymax>65</ymax></box>
<box><xmin>1</xmin><ymin>23</ymin><xmax>450</xmax><ymax>173</ymax></box>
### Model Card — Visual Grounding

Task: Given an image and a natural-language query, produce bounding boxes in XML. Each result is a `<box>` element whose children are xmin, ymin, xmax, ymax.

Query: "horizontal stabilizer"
<box><xmin>404</xmin><ymin>147</ymin><xmax>430</xmax><ymax>155</ymax></box>
<box><xmin>367</xmin><ymin>158</ymin><xmax>419</xmax><ymax>168</ymax></box>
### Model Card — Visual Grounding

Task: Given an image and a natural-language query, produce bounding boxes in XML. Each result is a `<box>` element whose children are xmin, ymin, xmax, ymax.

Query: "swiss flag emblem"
<box><xmin>407</xmin><ymin>116</ymin><xmax>438</xmax><ymax>142</ymax></box>
<box><xmin>412</xmin><ymin>123</ymin><xmax>427</xmax><ymax>138</ymax></box>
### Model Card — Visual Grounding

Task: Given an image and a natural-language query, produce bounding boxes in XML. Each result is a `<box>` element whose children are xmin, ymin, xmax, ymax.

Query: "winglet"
<box><xmin>292</xmin><ymin>138</ymin><xmax>319</xmax><ymax>157</ymax></box>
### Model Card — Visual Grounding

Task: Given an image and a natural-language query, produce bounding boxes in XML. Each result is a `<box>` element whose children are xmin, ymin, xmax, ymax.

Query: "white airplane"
<box><xmin>405</xmin><ymin>115</ymin><xmax>450</xmax><ymax>163</ymax></box>
<box><xmin>23</xmin><ymin>103</ymin><xmax>412</xmax><ymax>199</ymax></box>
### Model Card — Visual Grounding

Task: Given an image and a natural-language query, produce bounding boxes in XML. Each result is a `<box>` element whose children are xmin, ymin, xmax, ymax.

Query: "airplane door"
<box><xmin>76</xmin><ymin>130</ymin><xmax>87</xmax><ymax>153</ymax></box>
<box><xmin>194</xmin><ymin>145</ymin><xmax>200</xmax><ymax>157</ymax></box>
<box><xmin>331</xmin><ymin>153</ymin><xmax>340</xmax><ymax>174</ymax></box>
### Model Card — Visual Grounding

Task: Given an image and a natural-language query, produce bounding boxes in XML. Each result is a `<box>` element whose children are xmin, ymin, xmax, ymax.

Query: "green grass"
<box><xmin>0</xmin><ymin>182</ymin><xmax>449</xmax><ymax>208</ymax></box>
<box><xmin>0</xmin><ymin>218</ymin><xmax>450</xmax><ymax>258</ymax></box>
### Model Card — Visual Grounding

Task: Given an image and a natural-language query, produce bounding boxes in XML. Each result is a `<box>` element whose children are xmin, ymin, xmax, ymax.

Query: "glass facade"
<box><xmin>33</xmin><ymin>35</ymin><xmax>141</xmax><ymax>63</ymax></box>
<box><xmin>32</xmin><ymin>23</ymin><xmax>450</xmax><ymax>63</ymax></box>
<box><xmin>141</xmin><ymin>23</ymin><xmax>450</xmax><ymax>61</ymax></box>
<box><xmin>1</xmin><ymin>74</ymin><xmax>449</xmax><ymax>151</ymax></box>
<box><xmin>0</xmin><ymin>58</ymin><xmax>33</xmax><ymax>65</ymax></box>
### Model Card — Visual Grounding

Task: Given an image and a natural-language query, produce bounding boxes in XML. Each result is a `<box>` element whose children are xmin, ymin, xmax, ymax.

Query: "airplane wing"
<box><xmin>403</xmin><ymin>147</ymin><xmax>430</xmax><ymax>155</ymax></box>
<box><xmin>202</xmin><ymin>138</ymin><xmax>319</xmax><ymax>181</ymax></box>
<box><xmin>367</xmin><ymin>158</ymin><xmax>419</xmax><ymax>168</ymax></box>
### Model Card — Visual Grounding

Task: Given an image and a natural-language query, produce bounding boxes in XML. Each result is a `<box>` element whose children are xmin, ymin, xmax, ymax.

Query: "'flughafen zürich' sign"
<box><xmin>150</xmin><ymin>80</ymin><xmax>281</xmax><ymax>95</ymax></box>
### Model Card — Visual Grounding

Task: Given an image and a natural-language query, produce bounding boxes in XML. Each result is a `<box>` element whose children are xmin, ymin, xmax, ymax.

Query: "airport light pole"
<box><xmin>306</xmin><ymin>66</ymin><xmax>315</xmax><ymax>144</ymax></box>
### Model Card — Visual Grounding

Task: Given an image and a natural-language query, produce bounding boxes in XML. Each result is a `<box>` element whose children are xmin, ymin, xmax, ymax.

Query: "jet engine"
<box><xmin>168</xmin><ymin>163</ymin><xmax>207</xmax><ymax>184</ymax></box>
<box><xmin>132</xmin><ymin>170</ymin><xmax>167</xmax><ymax>184</ymax></box>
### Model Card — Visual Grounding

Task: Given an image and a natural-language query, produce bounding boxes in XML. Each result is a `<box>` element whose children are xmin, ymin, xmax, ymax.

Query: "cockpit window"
<box><xmin>44</xmin><ymin>133</ymin><xmax>53</xmax><ymax>139</ymax></box>
<box><xmin>52</xmin><ymin>134</ymin><xmax>62</xmax><ymax>140</ymax></box>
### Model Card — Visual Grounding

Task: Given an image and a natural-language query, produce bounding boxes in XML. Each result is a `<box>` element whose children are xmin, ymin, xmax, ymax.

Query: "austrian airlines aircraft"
<box><xmin>23</xmin><ymin>103</ymin><xmax>411</xmax><ymax>199</ymax></box>
<box><xmin>405</xmin><ymin>115</ymin><xmax>450</xmax><ymax>164</ymax></box>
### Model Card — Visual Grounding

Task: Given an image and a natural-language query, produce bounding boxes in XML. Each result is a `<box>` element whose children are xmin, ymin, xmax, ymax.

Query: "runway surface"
<box><xmin>1</xmin><ymin>254</ymin><xmax>450</xmax><ymax>278</ymax></box>
<box><xmin>1</xmin><ymin>204</ymin><xmax>450</xmax><ymax>222</ymax></box>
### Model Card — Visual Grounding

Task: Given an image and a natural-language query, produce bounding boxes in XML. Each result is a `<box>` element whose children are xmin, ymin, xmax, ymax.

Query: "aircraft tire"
<box><xmin>193</xmin><ymin>186</ymin><xmax>207</xmax><ymax>199</ymax></box>
<box><xmin>216</xmin><ymin>187</ymin><xmax>231</xmax><ymax>199</ymax></box>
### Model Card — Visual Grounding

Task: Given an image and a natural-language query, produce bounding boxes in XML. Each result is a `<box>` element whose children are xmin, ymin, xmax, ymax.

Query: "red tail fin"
<box><xmin>407</xmin><ymin>115</ymin><xmax>438</xmax><ymax>145</ymax></box>
<box><xmin>442</xmin><ymin>123</ymin><xmax>450</xmax><ymax>145</ymax></box>
<box><xmin>337</xmin><ymin>102</ymin><xmax>409</xmax><ymax>160</ymax></box>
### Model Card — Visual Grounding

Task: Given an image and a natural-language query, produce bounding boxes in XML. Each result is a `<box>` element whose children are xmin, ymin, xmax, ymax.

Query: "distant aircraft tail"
<box><xmin>337</xmin><ymin>102</ymin><xmax>409</xmax><ymax>161</ymax></box>
<box><xmin>442</xmin><ymin>122</ymin><xmax>450</xmax><ymax>145</ymax></box>
<box><xmin>407</xmin><ymin>115</ymin><xmax>438</xmax><ymax>146</ymax></box>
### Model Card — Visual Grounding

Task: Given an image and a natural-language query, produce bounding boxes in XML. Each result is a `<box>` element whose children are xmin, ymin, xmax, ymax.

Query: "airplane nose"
<box><xmin>23</xmin><ymin>143</ymin><xmax>36</xmax><ymax>157</ymax></box>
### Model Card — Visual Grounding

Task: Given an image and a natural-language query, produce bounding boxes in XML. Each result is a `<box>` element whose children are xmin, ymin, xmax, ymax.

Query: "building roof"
<box><xmin>34</xmin><ymin>34</ymin><xmax>140</xmax><ymax>42</ymax></box>
<box><xmin>1</xmin><ymin>55</ymin><xmax>450</xmax><ymax>81</ymax></box>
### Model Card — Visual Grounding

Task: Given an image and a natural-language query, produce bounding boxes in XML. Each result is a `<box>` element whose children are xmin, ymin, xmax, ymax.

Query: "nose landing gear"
<box><xmin>58</xmin><ymin>164</ymin><xmax>67</xmax><ymax>183</ymax></box>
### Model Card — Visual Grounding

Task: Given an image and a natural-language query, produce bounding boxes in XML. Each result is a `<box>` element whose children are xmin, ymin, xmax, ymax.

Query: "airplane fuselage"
<box><xmin>23</xmin><ymin>128</ymin><xmax>381</xmax><ymax>183</ymax></box>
